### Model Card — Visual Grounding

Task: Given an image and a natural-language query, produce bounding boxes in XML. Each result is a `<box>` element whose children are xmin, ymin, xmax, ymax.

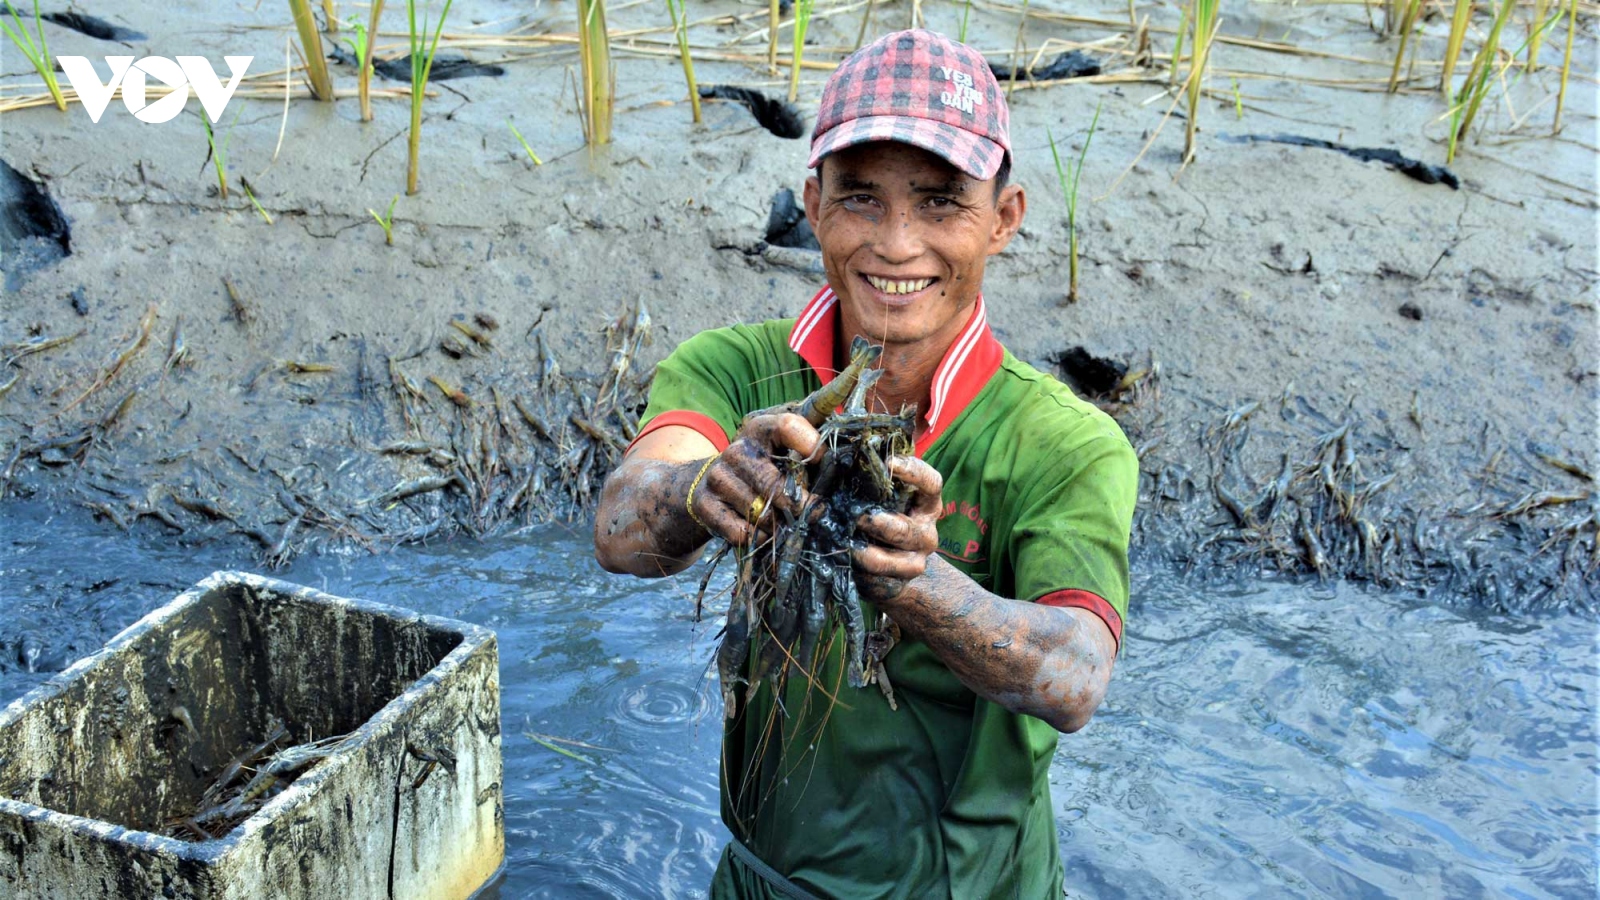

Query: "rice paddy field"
<box><xmin>0</xmin><ymin>0</ymin><xmax>1596</xmax><ymax>894</ymax></box>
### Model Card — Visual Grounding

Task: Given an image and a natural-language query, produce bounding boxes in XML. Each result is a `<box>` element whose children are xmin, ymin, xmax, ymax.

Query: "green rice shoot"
<box><xmin>665</xmin><ymin>0</ymin><xmax>702</xmax><ymax>123</ymax></box>
<box><xmin>577</xmin><ymin>0</ymin><xmax>613</xmax><ymax>145</ymax></box>
<box><xmin>405</xmin><ymin>0</ymin><xmax>455</xmax><ymax>193</ymax></box>
<box><xmin>361</xmin><ymin>0</ymin><xmax>385</xmax><ymax>121</ymax></box>
<box><xmin>768</xmin><ymin>0</ymin><xmax>780</xmax><ymax>75</ymax></box>
<box><xmin>201</xmin><ymin>108</ymin><xmax>245</xmax><ymax>202</ymax></box>
<box><xmin>241</xmin><ymin>178</ymin><xmax>274</xmax><ymax>225</ymax></box>
<box><xmin>288</xmin><ymin>0</ymin><xmax>335</xmax><ymax>101</ymax></box>
<box><xmin>340</xmin><ymin>17</ymin><xmax>368</xmax><ymax>77</ymax></box>
<box><xmin>1446</xmin><ymin>0</ymin><xmax>1517</xmax><ymax>163</ymax></box>
<box><xmin>854</xmin><ymin>0</ymin><xmax>876</xmax><ymax>50</ymax></box>
<box><xmin>1007</xmin><ymin>0</ymin><xmax>1030</xmax><ymax>100</ymax></box>
<box><xmin>507</xmin><ymin>118</ymin><xmax>544</xmax><ymax>165</ymax></box>
<box><xmin>1440</xmin><ymin>0</ymin><xmax>1473</xmax><ymax>94</ymax></box>
<box><xmin>958</xmin><ymin>0</ymin><xmax>972</xmax><ymax>43</ymax></box>
<box><xmin>0</xmin><ymin>0</ymin><xmax>65</xmax><ymax>111</ymax></box>
<box><xmin>369</xmin><ymin>195</ymin><xmax>400</xmax><ymax>245</ymax></box>
<box><xmin>1169</xmin><ymin>0</ymin><xmax>1191</xmax><ymax>87</ymax></box>
<box><xmin>1182</xmin><ymin>0</ymin><xmax>1219</xmax><ymax>164</ymax></box>
<box><xmin>1554</xmin><ymin>0</ymin><xmax>1577</xmax><ymax>131</ymax></box>
<box><xmin>1385</xmin><ymin>0</ymin><xmax>1423</xmax><ymax>92</ymax></box>
<box><xmin>1527</xmin><ymin>0</ymin><xmax>1551</xmax><ymax>69</ymax></box>
<box><xmin>1047</xmin><ymin>101</ymin><xmax>1102</xmax><ymax>305</ymax></box>
<box><xmin>788</xmin><ymin>0</ymin><xmax>816</xmax><ymax>103</ymax></box>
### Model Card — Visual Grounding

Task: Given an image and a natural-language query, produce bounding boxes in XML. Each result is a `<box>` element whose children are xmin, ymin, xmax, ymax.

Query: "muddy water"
<box><xmin>0</xmin><ymin>504</ymin><xmax>1593</xmax><ymax>898</ymax></box>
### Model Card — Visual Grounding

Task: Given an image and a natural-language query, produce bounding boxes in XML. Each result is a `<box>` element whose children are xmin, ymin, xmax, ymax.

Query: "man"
<box><xmin>594</xmin><ymin>29</ymin><xmax>1136</xmax><ymax>899</ymax></box>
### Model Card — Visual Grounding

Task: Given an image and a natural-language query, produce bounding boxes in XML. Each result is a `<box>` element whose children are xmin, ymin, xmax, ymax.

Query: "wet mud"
<box><xmin>0</xmin><ymin>0</ymin><xmax>1593</xmax><ymax>621</ymax></box>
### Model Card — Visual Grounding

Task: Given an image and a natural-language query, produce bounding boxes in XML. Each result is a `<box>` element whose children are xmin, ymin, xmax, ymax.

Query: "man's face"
<box><xmin>803</xmin><ymin>141</ymin><xmax>1024</xmax><ymax>352</ymax></box>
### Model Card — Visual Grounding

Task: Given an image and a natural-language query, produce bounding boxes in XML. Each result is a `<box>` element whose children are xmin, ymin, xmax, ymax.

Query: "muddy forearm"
<box><xmin>879</xmin><ymin>555</ymin><xmax>1114</xmax><ymax>733</ymax></box>
<box><xmin>593</xmin><ymin>457</ymin><xmax>709</xmax><ymax>577</ymax></box>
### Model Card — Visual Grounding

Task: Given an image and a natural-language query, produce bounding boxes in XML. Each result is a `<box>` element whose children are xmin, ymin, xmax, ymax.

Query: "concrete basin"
<box><xmin>0</xmin><ymin>571</ymin><xmax>503</xmax><ymax>899</ymax></box>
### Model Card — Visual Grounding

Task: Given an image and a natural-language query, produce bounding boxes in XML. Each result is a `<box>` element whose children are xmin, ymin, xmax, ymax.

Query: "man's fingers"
<box><xmin>856</xmin><ymin>509</ymin><xmax>936</xmax><ymax>553</ymax></box>
<box><xmin>701</xmin><ymin>500</ymin><xmax>757</xmax><ymax>547</ymax></box>
<box><xmin>888</xmin><ymin>455</ymin><xmax>943</xmax><ymax>515</ymax></box>
<box><xmin>851</xmin><ymin>542</ymin><xmax>927</xmax><ymax>582</ymax></box>
<box><xmin>743</xmin><ymin>412</ymin><xmax>821</xmax><ymax>459</ymax></box>
<box><xmin>720</xmin><ymin>442</ymin><xmax>809</xmax><ymax>519</ymax></box>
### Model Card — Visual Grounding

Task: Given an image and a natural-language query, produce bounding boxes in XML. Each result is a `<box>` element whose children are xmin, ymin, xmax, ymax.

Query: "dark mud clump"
<box><xmin>0</xmin><ymin>158</ymin><xmax>71</xmax><ymax>291</ymax></box>
<box><xmin>375</xmin><ymin>54</ymin><xmax>506</xmax><ymax>82</ymax></box>
<box><xmin>698</xmin><ymin>86</ymin><xmax>805</xmax><ymax>139</ymax></box>
<box><xmin>988</xmin><ymin>50</ymin><xmax>1101</xmax><ymax>82</ymax></box>
<box><xmin>41</xmin><ymin>11</ymin><xmax>146</xmax><ymax>42</ymax></box>
<box><xmin>1054</xmin><ymin>346</ymin><xmax>1128</xmax><ymax>397</ymax></box>
<box><xmin>329</xmin><ymin>48</ymin><xmax>507</xmax><ymax>81</ymax></box>
<box><xmin>765</xmin><ymin>188</ymin><xmax>819</xmax><ymax>251</ymax></box>
<box><xmin>1219</xmin><ymin>133</ymin><xmax>1460</xmax><ymax>189</ymax></box>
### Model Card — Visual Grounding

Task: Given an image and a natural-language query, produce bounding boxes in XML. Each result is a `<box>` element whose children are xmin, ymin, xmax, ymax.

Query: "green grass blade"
<box><xmin>525</xmin><ymin>733</ymin><xmax>595</xmax><ymax>765</ymax></box>
<box><xmin>422</xmin><ymin>0</ymin><xmax>455</xmax><ymax>89</ymax></box>
<box><xmin>508</xmin><ymin>119</ymin><xmax>543</xmax><ymax>164</ymax></box>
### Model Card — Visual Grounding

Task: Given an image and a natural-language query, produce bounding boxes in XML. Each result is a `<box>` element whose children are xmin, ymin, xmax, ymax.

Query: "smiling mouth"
<box><xmin>863</xmin><ymin>274</ymin><xmax>937</xmax><ymax>296</ymax></box>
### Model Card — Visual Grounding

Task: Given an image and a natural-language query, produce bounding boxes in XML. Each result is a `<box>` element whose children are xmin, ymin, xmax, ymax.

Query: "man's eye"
<box><xmin>926</xmin><ymin>196</ymin><xmax>955</xmax><ymax>209</ymax></box>
<box><xmin>848</xmin><ymin>194</ymin><xmax>875</xmax><ymax>205</ymax></box>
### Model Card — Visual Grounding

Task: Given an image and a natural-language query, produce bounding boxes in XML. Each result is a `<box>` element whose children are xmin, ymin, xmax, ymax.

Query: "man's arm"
<box><xmin>854</xmin><ymin>457</ymin><xmax>1117</xmax><ymax>734</ymax></box>
<box><xmin>593</xmin><ymin>426</ymin><xmax>718</xmax><ymax>578</ymax></box>
<box><xmin>593</xmin><ymin>414</ymin><xmax>821</xmax><ymax>577</ymax></box>
<box><xmin>880</xmin><ymin>556</ymin><xmax>1116</xmax><ymax>733</ymax></box>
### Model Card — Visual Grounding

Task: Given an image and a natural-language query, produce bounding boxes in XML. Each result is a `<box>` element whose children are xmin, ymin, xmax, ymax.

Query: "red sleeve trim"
<box><xmin>1036</xmin><ymin>589</ymin><xmax>1123</xmax><ymax>651</ymax></box>
<box><xmin>626</xmin><ymin>410</ymin><xmax>731</xmax><ymax>455</ymax></box>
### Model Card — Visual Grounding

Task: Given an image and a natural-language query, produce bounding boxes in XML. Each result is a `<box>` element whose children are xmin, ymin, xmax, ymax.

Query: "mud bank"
<box><xmin>0</xmin><ymin>0</ymin><xmax>1596</xmax><ymax>612</ymax></box>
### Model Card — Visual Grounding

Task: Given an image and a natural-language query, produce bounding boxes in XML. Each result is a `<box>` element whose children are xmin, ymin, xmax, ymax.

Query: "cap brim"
<box><xmin>807</xmin><ymin>115</ymin><xmax>1005</xmax><ymax>182</ymax></box>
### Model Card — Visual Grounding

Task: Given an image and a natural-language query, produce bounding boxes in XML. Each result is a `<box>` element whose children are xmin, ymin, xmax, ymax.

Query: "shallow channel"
<box><xmin>0</xmin><ymin>502</ymin><xmax>1592</xmax><ymax>898</ymax></box>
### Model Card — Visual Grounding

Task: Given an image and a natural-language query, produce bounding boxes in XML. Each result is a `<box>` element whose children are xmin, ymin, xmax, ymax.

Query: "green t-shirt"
<box><xmin>637</xmin><ymin>295</ymin><xmax>1137</xmax><ymax>899</ymax></box>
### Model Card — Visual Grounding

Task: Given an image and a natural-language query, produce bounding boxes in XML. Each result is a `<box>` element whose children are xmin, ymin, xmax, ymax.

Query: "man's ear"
<box><xmin>803</xmin><ymin>174</ymin><xmax>822</xmax><ymax>234</ymax></box>
<box><xmin>987</xmin><ymin>183</ymin><xmax>1025</xmax><ymax>256</ymax></box>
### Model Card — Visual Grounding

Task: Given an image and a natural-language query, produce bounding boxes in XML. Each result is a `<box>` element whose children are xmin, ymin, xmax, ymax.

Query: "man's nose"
<box><xmin>870</xmin><ymin>209</ymin><xmax>925</xmax><ymax>264</ymax></box>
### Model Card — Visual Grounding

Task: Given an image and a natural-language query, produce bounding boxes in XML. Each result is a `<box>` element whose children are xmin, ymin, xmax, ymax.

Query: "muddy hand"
<box><xmin>852</xmin><ymin>455</ymin><xmax>942</xmax><ymax>602</ymax></box>
<box><xmin>690</xmin><ymin>412</ymin><xmax>820</xmax><ymax>547</ymax></box>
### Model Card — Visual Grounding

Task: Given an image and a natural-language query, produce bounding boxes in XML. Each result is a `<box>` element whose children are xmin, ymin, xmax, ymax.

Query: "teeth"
<box><xmin>866</xmin><ymin>275</ymin><xmax>933</xmax><ymax>295</ymax></box>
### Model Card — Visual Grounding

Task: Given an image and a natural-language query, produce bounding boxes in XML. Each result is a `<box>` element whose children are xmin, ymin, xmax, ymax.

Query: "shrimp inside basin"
<box><xmin>0</xmin><ymin>572</ymin><xmax>503</xmax><ymax>900</ymax></box>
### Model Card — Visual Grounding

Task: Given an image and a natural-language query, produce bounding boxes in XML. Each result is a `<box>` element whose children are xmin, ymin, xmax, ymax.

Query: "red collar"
<box><xmin>787</xmin><ymin>286</ymin><xmax>1003</xmax><ymax>455</ymax></box>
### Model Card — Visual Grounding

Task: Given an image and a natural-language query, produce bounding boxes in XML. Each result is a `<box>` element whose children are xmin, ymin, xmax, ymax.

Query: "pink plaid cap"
<box><xmin>809</xmin><ymin>29</ymin><xmax>1010</xmax><ymax>181</ymax></box>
